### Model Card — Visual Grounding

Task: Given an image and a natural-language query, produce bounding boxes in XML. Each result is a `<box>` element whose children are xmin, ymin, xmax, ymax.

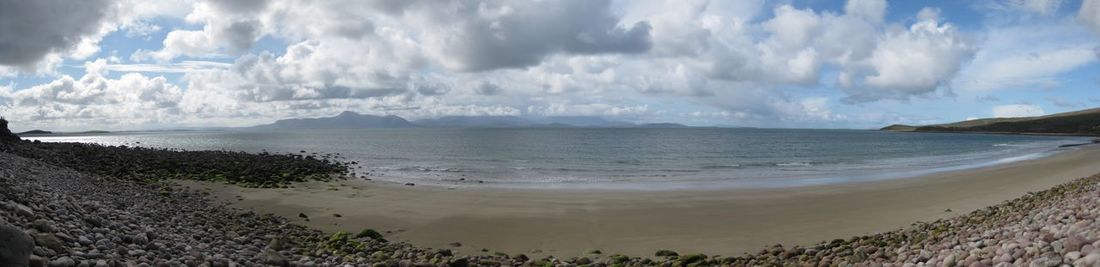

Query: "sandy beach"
<box><xmin>177</xmin><ymin>145</ymin><xmax>1100</xmax><ymax>258</ymax></box>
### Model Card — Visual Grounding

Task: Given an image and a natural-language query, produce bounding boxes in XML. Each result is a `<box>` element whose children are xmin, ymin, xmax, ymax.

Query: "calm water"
<box><xmin>26</xmin><ymin>128</ymin><xmax>1090</xmax><ymax>190</ymax></box>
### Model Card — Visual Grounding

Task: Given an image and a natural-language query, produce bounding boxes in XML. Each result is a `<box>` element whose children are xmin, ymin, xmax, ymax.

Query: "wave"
<box><xmin>392</xmin><ymin>166</ymin><xmax>465</xmax><ymax>173</ymax></box>
<box><xmin>701</xmin><ymin>164</ymin><xmax>742</xmax><ymax>169</ymax></box>
<box><xmin>775</xmin><ymin>162</ymin><xmax>812</xmax><ymax>167</ymax></box>
<box><xmin>614</xmin><ymin>159</ymin><xmax>645</xmax><ymax>165</ymax></box>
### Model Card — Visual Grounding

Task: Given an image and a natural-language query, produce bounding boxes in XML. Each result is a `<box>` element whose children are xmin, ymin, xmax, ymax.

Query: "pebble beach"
<box><xmin>3</xmin><ymin>148</ymin><xmax>1100</xmax><ymax>266</ymax></box>
<box><xmin>4</xmin><ymin>119</ymin><xmax>1100</xmax><ymax>266</ymax></box>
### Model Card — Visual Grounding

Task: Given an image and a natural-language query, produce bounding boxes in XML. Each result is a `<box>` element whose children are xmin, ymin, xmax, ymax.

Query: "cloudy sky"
<box><xmin>1</xmin><ymin>0</ymin><xmax>1099</xmax><ymax>131</ymax></box>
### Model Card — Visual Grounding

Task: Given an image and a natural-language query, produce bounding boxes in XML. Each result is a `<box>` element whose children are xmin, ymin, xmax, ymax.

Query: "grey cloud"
<box><xmin>317</xmin><ymin>86</ymin><xmax>406</xmax><ymax>99</ymax></box>
<box><xmin>367</xmin><ymin>0</ymin><xmax>428</xmax><ymax>15</ymax></box>
<box><xmin>2</xmin><ymin>60</ymin><xmax>185</xmax><ymax>126</ymax></box>
<box><xmin>209</xmin><ymin>0</ymin><xmax>269</xmax><ymax>13</ymax></box>
<box><xmin>0</xmin><ymin>0</ymin><xmax>110</xmax><ymax>67</ymax></box>
<box><xmin>239</xmin><ymin>84</ymin><xmax>408</xmax><ymax>103</ymax></box>
<box><xmin>475</xmin><ymin>82</ymin><xmax>502</xmax><ymax>96</ymax></box>
<box><xmin>332</xmin><ymin>20</ymin><xmax>375</xmax><ymax>40</ymax></box>
<box><xmin>415</xmin><ymin>84</ymin><xmax>448</xmax><ymax>96</ymax></box>
<box><xmin>434</xmin><ymin>0</ymin><xmax>652</xmax><ymax>71</ymax></box>
<box><xmin>225</xmin><ymin>20</ymin><xmax>262</xmax><ymax>52</ymax></box>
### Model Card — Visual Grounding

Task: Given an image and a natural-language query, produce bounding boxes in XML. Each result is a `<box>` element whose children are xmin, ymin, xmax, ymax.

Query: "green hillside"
<box><xmin>881</xmin><ymin>107</ymin><xmax>1100</xmax><ymax>136</ymax></box>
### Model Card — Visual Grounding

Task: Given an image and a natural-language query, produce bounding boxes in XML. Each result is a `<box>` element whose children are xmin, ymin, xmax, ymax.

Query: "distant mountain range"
<box><xmin>882</xmin><ymin>107</ymin><xmax>1100</xmax><ymax>136</ymax></box>
<box><xmin>251</xmin><ymin>111</ymin><xmax>688</xmax><ymax>129</ymax></box>
<box><xmin>253</xmin><ymin>111</ymin><xmax>417</xmax><ymax>129</ymax></box>
<box><xmin>13</xmin><ymin>130</ymin><xmax>109</xmax><ymax>136</ymax></box>
<box><xmin>17</xmin><ymin>130</ymin><xmax>53</xmax><ymax>135</ymax></box>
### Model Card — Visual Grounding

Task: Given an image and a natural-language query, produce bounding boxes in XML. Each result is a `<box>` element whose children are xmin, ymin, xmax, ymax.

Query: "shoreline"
<box><xmin>27</xmin><ymin>128</ymin><xmax>1091</xmax><ymax>191</ymax></box>
<box><xmin>178</xmin><ymin>145</ymin><xmax>1100</xmax><ymax>257</ymax></box>
<box><xmin>354</xmin><ymin>143</ymin><xmax>1080</xmax><ymax>192</ymax></box>
<box><xmin>880</xmin><ymin>129</ymin><xmax>1100</xmax><ymax>137</ymax></box>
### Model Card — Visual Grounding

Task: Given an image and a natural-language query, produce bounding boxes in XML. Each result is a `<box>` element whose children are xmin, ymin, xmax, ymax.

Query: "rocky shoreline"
<box><xmin>3</xmin><ymin>153</ymin><xmax>1100</xmax><ymax>266</ymax></box>
<box><xmin>3</xmin><ymin>137</ymin><xmax>1100</xmax><ymax>265</ymax></box>
<box><xmin>0</xmin><ymin>150</ymin><xmax>507</xmax><ymax>267</ymax></box>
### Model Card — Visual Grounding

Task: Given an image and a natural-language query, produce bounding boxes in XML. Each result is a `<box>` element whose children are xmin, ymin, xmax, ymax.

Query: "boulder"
<box><xmin>449</xmin><ymin>257</ymin><xmax>469</xmax><ymax>267</ymax></box>
<box><xmin>0</xmin><ymin>223</ymin><xmax>34</xmax><ymax>267</ymax></box>
<box><xmin>266</xmin><ymin>237</ymin><xmax>286</xmax><ymax>251</ymax></box>
<box><xmin>260</xmin><ymin>249</ymin><xmax>288</xmax><ymax>266</ymax></box>
<box><xmin>0</xmin><ymin>118</ymin><xmax>20</xmax><ymax>143</ymax></box>
<box><xmin>27</xmin><ymin>255</ymin><xmax>46</xmax><ymax>267</ymax></box>
<box><xmin>8</xmin><ymin>202</ymin><xmax>34</xmax><ymax>218</ymax></box>
<box><xmin>130</xmin><ymin>233</ymin><xmax>149</xmax><ymax>245</ymax></box>
<box><xmin>31</xmin><ymin>220</ymin><xmax>55</xmax><ymax>233</ymax></box>
<box><xmin>46</xmin><ymin>256</ymin><xmax>74</xmax><ymax>267</ymax></box>
<box><xmin>655</xmin><ymin>249</ymin><xmax>679</xmax><ymax>257</ymax></box>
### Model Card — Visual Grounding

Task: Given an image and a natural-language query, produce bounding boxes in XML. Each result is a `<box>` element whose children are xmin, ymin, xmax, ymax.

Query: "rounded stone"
<box><xmin>0</xmin><ymin>223</ymin><xmax>34</xmax><ymax>267</ymax></box>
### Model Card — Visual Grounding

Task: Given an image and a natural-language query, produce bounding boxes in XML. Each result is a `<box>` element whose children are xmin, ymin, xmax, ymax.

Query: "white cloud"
<box><xmin>785</xmin><ymin>97</ymin><xmax>847</xmax><ymax>122</ymax></box>
<box><xmin>99</xmin><ymin>61</ymin><xmax>231</xmax><ymax>73</ymax></box>
<box><xmin>134</xmin><ymin>0</ymin><xmax>268</xmax><ymax>61</ymax></box>
<box><xmin>183</xmin><ymin>36</ymin><xmax>423</xmax><ymax>103</ymax></box>
<box><xmin>959</xmin><ymin>47</ymin><xmax>1095</xmax><ymax>90</ymax></box>
<box><xmin>139</xmin><ymin>0</ymin><xmax>653</xmax><ymax>69</ymax></box>
<box><xmin>630</xmin><ymin>2</ymin><xmax>975</xmax><ymax>103</ymax></box>
<box><xmin>123</xmin><ymin>21</ymin><xmax>163</xmax><ymax>39</ymax></box>
<box><xmin>953</xmin><ymin>22</ymin><xmax>1098</xmax><ymax>91</ymax></box>
<box><xmin>6</xmin><ymin>0</ymin><xmax>1087</xmax><ymax>130</ymax></box>
<box><xmin>840</xmin><ymin>16</ymin><xmax>975</xmax><ymax>102</ymax></box>
<box><xmin>1082</xmin><ymin>0</ymin><xmax>1100</xmax><ymax>33</ymax></box>
<box><xmin>0</xmin><ymin>59</ymin><xmax>183</xmax><ymax>129</ymax></box>
<box><xmin>845</xmin><ymin>0</ymin><xmax>887</xmax><ymax>23</ymax></box>
<box><xmin>917</xmin><ymin>7</ymin><xmax>941</xmax><ymax>21</ymax></box>
<box><xmin>991</xmin><ymin>104</ymin><xmax>1045</xmax><ymax>118</ymax></box>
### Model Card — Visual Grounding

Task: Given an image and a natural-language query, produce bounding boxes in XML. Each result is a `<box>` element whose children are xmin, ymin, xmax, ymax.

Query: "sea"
<box><xmin>25</xmin><ymin>128</ymin><xmax>1092</xmax><ymax>190</ymax></box>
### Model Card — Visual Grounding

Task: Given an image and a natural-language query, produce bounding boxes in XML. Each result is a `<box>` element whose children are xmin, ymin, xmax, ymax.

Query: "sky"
<box><xmin>1</xmin><ymin>0</ymin><xmax>1099</xmax><ymax>132</ymax></box>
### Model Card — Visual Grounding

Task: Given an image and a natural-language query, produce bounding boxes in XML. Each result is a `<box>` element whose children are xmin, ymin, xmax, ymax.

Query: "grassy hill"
<box><xmin>881</xmin><ymin>107</ymin><xmax>1100</xmax><ymax>136</ymax></box>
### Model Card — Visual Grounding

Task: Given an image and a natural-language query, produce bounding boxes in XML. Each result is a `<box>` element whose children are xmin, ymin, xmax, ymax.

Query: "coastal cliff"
<box><xmin>882</xmin><ymin>107</ymin><xmax>1100</xmax><ymax>136</ymax></box>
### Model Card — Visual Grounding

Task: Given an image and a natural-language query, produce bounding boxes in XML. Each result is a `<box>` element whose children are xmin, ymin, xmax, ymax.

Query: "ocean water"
<box><xmin>26</xmin><ymin>128</ymin><xmax>1091</xmax><ymax>190</ymax></box>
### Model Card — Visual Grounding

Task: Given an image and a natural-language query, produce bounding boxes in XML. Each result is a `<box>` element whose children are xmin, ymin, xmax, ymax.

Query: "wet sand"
<box><xmin>176</xmin><ymin>146</ymin><xmax>1100</xmax><ymax>258</ymax></box>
